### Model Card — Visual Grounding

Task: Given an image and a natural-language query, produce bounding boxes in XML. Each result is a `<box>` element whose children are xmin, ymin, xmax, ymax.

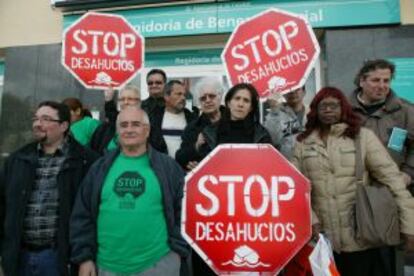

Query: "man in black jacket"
<box><xmin>0</xmin><ymin>101</ymin><xmax>98</xmax><ymax>276</ymax></box>
<box><xmin>71</xmin><ymin>107</ymin><xmax>189</xmax><ymax>276</ymax></box>
<box><xmin>141</xmin><ymin>68</ymin><xmax>167</xmax><ymax>116</ymax></box>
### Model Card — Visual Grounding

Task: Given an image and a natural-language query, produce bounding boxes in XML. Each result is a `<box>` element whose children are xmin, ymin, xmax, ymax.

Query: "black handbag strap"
<box><xmin>354</xmin><ymin>134</ymin><xmax>364</xmax><ymax>184</ymax></box>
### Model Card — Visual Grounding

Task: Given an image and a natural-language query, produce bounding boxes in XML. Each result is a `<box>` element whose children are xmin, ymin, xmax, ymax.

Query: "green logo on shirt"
<box><xmin>114</xmin><ymin>172</ymin><xmax>146</xmax><ymax>209</ymax></box>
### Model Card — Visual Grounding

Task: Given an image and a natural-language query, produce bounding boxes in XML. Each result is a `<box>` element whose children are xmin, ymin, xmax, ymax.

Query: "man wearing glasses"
<box><xmin>91</xmin><ymin>85</ymin><xmax>141</xmax><ymax>155</ymax></box>
<box><xmin>141</xmin><ymin>69</ymin><xmax>167</xmax><ymax>116</ymax></box>
<box><xmin>0</xmin><ymin>101</ymin><xmax>98</xmax><ymax>276</ymax></box>
<box><xmin>71</xmin><ymin>107</ymin><xmax>189</xmax><ymax>276</ymax></box>
<box><xmin>103</xmin><ymin>69</ymin><xmax>165</xmax><ymax>121</ymax></box>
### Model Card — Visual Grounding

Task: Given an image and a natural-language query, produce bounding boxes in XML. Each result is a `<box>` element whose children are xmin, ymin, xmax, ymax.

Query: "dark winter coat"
<box><xmin>0</xmin><ymin>137</ymin><xmax>98</xmax><ymax>276</ymax></box>
<box><xmin>70</xmin><ymin>147</ymin><xmax>190</xmax><ymax>265</ymax></box>
<box><xmin>199</xmin><ymin>120</ymin><xmax>272</xmax><ymax>159</ymax></box>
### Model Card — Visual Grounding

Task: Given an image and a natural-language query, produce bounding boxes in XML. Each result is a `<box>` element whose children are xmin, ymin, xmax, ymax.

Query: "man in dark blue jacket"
<box><xmin>0</xmin><ymin>101</ymin><xmax>98</xmax><ymax>276</ymax></box>
<box><xmin>70</xmin><ymin>107</ymin><xmax>189</xmax><ymax>276</ymax></box>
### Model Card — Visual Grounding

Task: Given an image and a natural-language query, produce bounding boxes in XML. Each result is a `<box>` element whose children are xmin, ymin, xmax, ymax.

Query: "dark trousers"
<box><xmin>334</xmin><ymin>247</ymin><xmax>394</xmax><ymax>276</ymax></box>
<box><xmin>18</xmin><ymin>249</ymin><xmax>60</xmax><ymax>276</ymax></box>
<box><xmin>192</xmin><ymin>250</ymin><xmax>215</xmax><ymax>276</ymax></box>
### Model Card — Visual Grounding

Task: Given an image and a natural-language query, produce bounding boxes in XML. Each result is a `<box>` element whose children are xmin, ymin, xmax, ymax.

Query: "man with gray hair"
<box><xmin>70</xmin><ymin>107</ymin><xmax>189</xmax><ymax>276</ymax></box>
<box><xmin>91</xmin><ymin>84</ymin><xmax>141</xmax><ymax>155</ymax></box>
<box><xmin>176</xmin><ymin>77</ymin><xmax>224</xmax><ymax>171</ymax></box>
<box><xmin>149</xmin><ymin>80</ymin><xmax>196</xmax><ymax>157</ymax></box>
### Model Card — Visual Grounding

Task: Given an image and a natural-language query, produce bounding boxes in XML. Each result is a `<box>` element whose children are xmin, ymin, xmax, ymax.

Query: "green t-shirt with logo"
<box><xmin>97</xmin><ymin>153</ymin><xmax>170</xmax><ymax>274</ymax></box>
<box><xmin>70</xmin><ymin>116</ymin><xmax>101</xmax><ymax>145</ymax></box>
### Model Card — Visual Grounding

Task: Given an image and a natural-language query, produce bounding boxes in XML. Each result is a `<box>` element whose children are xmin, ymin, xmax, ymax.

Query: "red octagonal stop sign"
<box><xmin>222</xmin><ymin>8</ymin><xmax>320</xmax><ymax>98</ymax></box>
<box><xmin>62</xmin><ymin>12</ymin><xmax>144</xmax><ymax>89</ymax></box>
<box><xmin>182</xmin><ymin>144</ymin><xmax>311</xmax><ymax>275</ymax></box>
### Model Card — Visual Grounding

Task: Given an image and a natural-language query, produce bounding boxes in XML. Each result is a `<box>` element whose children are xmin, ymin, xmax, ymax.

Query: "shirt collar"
<box><xmin>37</xmin><ymin>137</ymin><xmax>69</xmax><ymax>157</ymax></box>
<box><xmin>357</xmin><ymin>91</ymin><xmax>386</xmax><ymax>106</ymax></box>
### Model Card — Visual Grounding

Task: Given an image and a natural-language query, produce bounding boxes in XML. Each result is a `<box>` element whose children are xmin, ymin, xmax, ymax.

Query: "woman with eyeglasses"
<box><xmin>197</xmin><ymin>83</ymin><xmax>272</xmax><ymax>159</ymax></box>
<box><xmin>291</xmin><ymin>87</ymin><xmax>414</xmax><ymax>276</ymax></box>
<box><xmin>175</xmin><ymin>77</ymin><xmax>225</xmax><ymax>171</ymax></box>
<box><xmin>62</xmin><ymin>97</ymin><xmax>101</xmax><ymax>146</ymax></box>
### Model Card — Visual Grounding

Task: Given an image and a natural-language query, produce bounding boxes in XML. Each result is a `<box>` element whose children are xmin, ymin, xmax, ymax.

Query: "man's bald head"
<box><xmin>117</xmin><ymin>107</ymin><xmax>150</xmax><ymax>153</ymax></box>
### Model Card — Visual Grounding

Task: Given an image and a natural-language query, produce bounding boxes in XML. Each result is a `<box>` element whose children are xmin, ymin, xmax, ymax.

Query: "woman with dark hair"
<box><xmin>198</xmin><ymin>83</ymin><xmax>271</xmax><ymax>158</ymax></box>
<box><xmin>191</xmin><ymin>83</ymin><xmax>271</xmax><ymax>276</ymax></box>
<box><xmin>62</xmin><ymin>97</ymin><xmax>101</xmax><ymax>146</ymax></box>
<box><xmin>292</xmin><ymin>87</ymin><xmax>414</xmax><ymax>276</ymax></box>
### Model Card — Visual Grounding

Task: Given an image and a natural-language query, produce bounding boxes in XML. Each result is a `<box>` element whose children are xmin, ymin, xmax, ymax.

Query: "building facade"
<box><xmin>0</xmin><ymin>0</ymin><xmax>413</xmax><ymax>159</ymax></box>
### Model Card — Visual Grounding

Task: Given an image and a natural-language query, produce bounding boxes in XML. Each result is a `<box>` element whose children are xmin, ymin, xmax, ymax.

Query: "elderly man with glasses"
<box><xmin>0</xmin><ymin>101</ymin><xmax>98</xmax><ymax>276</ymax></box>
<box><xmin>103</xmin><ymin>69</ymin><xmax>165</xmax><ymax>122</ymax></box>
<box><xmin>91</xmin><ymin>85</ymin><xmax>141</xmax><ymax>155</ymax></box>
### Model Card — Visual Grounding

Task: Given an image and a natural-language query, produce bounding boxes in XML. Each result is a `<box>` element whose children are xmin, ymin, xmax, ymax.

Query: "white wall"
<box><xmin>0</xmin><ymin>0</ymin><xmax>62</xmax><ymax>48</ymax></box>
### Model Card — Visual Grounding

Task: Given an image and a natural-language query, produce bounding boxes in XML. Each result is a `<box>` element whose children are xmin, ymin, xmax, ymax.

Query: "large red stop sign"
<box><xmin>182</xmin><ymin>144</ymin><xmax>311</xmax><ymax>275</ymax></box>
<box><xmin>62</xmin><ymin>12</ymin><xmax>144</xmax><ymax>90</ymax></box>
<box><xmin>222</xmin><ymin>8</ymin><xmax>320</xmax><ymax>98</ymax></box>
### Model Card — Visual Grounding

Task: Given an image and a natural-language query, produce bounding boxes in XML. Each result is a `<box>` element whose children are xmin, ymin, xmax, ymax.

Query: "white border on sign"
<box><xmin>61</xmin><ymin>11</ymin><xmax>145</xmax><ymax>90</ymax></box>
<box><xmin>181</xmin><ymin>143</ymin><xmax>312</xmax><ymax>275</ymax></box>
<box><xmin>221</xmin><ymin>8</ymin><xmax>321</xmax><ymax>100</ymax></box>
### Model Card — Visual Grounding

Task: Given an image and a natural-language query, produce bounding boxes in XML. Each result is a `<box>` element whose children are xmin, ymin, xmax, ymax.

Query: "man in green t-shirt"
<box><xmin>70</xmin><ymin>107</ymin><xmax>190</xmax><ymax>276</ymax></box>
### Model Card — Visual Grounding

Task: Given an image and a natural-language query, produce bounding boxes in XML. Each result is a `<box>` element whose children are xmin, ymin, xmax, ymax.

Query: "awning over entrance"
<box><xmin>63</xmin><ymin>0</ymin><xmax>400</xmax><ymax>38</ymax></box>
